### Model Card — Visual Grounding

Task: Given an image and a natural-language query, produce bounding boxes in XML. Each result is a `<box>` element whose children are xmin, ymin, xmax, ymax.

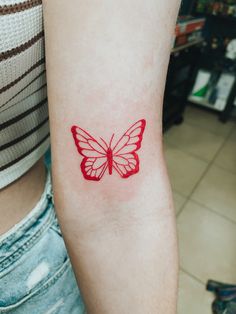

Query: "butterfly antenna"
<box><xmin>109</xmin><ymin>134</ymin><xmax>115</xmax><ymax>148</ymax></box>
<box><xmin>100</xmin><ymin>137</ymin><xmax>109</xmax><ymax>150</ymax></box>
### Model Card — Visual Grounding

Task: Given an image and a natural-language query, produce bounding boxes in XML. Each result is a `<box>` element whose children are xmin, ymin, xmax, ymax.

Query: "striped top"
<box><xmin>0</xmin><ymin>0</ymin><xmax>49</xmax><ymax>189</ymax></box>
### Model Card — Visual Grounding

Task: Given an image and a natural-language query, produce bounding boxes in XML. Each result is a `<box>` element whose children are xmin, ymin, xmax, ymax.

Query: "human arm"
<box><xmin>42</xmin><ymin>1</ymin><xmax>180</xmax><ymax>313</ymax></box>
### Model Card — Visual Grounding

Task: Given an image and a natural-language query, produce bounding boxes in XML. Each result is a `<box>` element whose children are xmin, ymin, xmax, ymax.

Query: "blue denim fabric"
<box><xmin>0</xmin><ymin>172</ymin><xmax>86</xmax><ymax>313</ymax></box>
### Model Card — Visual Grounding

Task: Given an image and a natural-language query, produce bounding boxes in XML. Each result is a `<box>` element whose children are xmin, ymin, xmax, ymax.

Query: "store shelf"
<box><xmin>206</xmin><ymin>13</ymin><xmax>236</xmax><ymax>23</ymax></box>
<box><xmin>188</xmin><ymin>96</ymin><xmax>224</xmax><ymax>112</ymax></box>
<box><xmin>194</xmin><ymin>11</ymin><xmax>236</xmax><ymax>23</ymax></box>
<box><xmin>171</xmin><ymin>38</ymin><xmax>205</xmax><ymax>54</ymax></box>
<box><xmin>164</xmin><ymin>39</ymin><xmax>204</xmax><ymax>130</ymax></box>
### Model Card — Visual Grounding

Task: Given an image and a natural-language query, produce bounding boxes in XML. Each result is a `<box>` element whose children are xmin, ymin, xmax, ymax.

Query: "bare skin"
<box><xmin>43</xmin><ymin>1</ymin><xmax>180</xmax><ymax>313</ymax></box>
<box><xmin>1</xmin><ymin>1</ymin><xmax>180</xmax><ymax>313</ymax></box>
<box><xmin>0</xmin><ymin>158</ymin><xmax>46</xmax><ymax>236</ymax></box>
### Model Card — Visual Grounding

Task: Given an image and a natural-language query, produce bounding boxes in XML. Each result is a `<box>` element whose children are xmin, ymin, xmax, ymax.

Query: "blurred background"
<box><xmin>164</xmin><ymin>0</ymin><xmax>236</xmax><ymax>313</ymax></box>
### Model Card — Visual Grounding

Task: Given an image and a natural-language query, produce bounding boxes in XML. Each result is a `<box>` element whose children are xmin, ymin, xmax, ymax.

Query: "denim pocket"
<box><xmin>0</xmin><ymin>216</ymin><xmax>79</xmax><ymax>312</ymax></box>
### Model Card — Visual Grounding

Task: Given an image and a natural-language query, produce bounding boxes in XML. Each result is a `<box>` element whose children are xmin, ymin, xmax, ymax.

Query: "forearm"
<box><xmin>43</xmin><ymin>1</ymin><xmax>180</xmax><ymax>313</ymax></box>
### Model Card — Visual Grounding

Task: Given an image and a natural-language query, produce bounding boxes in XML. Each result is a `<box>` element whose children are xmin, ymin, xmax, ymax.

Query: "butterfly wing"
<box><xmin>112</xmin><ymin>119</ymin><xmax>146</xmax><ymax>178</ymax></box>
<box><xmin>81</xmin><ymin>156</ymin><xmax>108</xmax><ymax>181</ymax></box>
<box><xmin>71</xmin><ymin>126</ymin><xmax>108</xmax><ymax>181</ymax></box>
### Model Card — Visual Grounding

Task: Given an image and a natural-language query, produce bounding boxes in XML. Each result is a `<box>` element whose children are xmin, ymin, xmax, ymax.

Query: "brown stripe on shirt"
<box><xmin>0</xmin><ymin>0</ymin><xmax>42</xmax><ymax>15</ymax></box>
<box><xmin>0</xmin><ymin>132</ymin><xmax>50</xmax><ymax>171</ymax></box>
<box><xmin>0</xmin><ymin>70</ymin><xmax>46</xmax><ymax>110</ymax></box>
<box><xmin>1</xmin><ymin>84</ymin><xmax>47</xmax><ymax>116</ymax></box>
<box><xmin>0</xmin><ymin>58</ymin><xmax>45</xmax><ymax>94</ymax></box>
<box><xmin>0</xmin><ymin>117</ymin><xmax>49</xmax><ymax>151</ymax></box>
<box><xmin>0</xmin><ymin>31</ymin><xmax>44</xmax><ymax>62</ymax></box>
<box><xmin>0</xmin><ymin>97</ymin><xmax>47</xmax><ymax>130</ymax></box>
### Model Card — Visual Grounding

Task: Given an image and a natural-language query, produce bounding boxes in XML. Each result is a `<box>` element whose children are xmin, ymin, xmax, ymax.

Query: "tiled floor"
<box><xmin>164</xmin><ymin>106</ymin><xmax>236</xmax><ymax>314</ymax></box>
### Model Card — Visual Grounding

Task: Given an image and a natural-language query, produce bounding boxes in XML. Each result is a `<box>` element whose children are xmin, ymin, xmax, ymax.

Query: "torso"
<box><xmin>0</xmin><ymin>158</ymin><xmax>46</xmax><ymax>236</ymax></box>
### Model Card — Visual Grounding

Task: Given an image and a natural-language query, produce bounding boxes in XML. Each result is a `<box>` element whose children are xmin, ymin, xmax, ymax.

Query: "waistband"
<box><xmin>0</xmin><ymin>171</ymin><xmax>55</xmax><ymax>275</ymax></box>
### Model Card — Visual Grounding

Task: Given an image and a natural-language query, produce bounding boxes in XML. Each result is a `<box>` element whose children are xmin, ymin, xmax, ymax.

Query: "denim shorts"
<box><xmin>0</xmin><ymin>172</ymin><xmax>86</xmax><ymax>313</ymax></box>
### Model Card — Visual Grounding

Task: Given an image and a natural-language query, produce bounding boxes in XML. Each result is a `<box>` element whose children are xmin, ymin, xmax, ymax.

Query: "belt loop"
<box><xmin>45</xmin><ymin>171</ymin><xmax>54</xmax><ymax>203</ymax></box>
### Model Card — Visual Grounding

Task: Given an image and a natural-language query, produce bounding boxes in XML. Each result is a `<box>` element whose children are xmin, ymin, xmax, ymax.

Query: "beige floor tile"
<box><xmin>184</xmin><ymin>106</ymin><xmax>234</xmax><ymax>137</ymax></box>
<box><xmin>173</xmin><ymin>191</ymin><xmax>186</xmax><ymax>215</ymax></box>
<box><xmin>165</xmin><ymin>123</ymin><xmax>225</xmax><ymax>162</ymax></box>
<box><xmin>178</xmin><ymin>200</ymin><xmax>236</xmax><ymax>283</ymax></box>
<box><xmin>163</xmin><ymin>135</ymin><xmax>172</xmax><ymax>151</ymax></box>
<box><xmin>178</xmin><ymin>271</ymin><xmax>213</xmax><ymax>314</ymax></box>
<box><xmin>214</xmin><ymin>128</ymin><xmax>236</xmax><ymax>174</ymax></box>
<box><xmin>229</xmin><ymin>125</ymin><xmax>236</xmax><ymax>141</ymax></box>
<box><xmin>192</xmin><ymin>165</ymin><xmax>236</xmax><ymax>222</ymax></box>
<box><xmin>165</xmin><ymin>146</ymin><xmax>208</xmax><ymax>197</ymax></box>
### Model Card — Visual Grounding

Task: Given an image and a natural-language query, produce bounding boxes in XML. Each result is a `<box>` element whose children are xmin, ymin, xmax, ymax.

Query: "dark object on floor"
<box><xmin>207</xmin><ymin>280</ymin><xmax>236</xmax><ymax>314</ymax></box>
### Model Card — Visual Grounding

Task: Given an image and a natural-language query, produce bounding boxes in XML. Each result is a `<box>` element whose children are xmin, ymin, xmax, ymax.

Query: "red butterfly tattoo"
<box><xmin>71</xmin><ymin>119</ymin><xmax>146</xmax><ymax>181</ymax></box>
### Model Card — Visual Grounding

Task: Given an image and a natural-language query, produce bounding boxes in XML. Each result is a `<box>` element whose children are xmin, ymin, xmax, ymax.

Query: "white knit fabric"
<box><xmin>0</xmin><ymin>138</ymin><xmax>50</xmax><ymax>189</ymax></box>
<box><xmin>0</xmin><ymin>0</ymin><xmax>49</xmax><ymax>189</ymax></box>
<box><xmin>0</xmin><ymin>5</ymin><xmax>43</xmax><ymax>53</ymax></box>
<box><xmin>0</xmin><ymin>38</ymin><xmax>44</xmax><ymax>91</ymax></box>
<box><xmin>1</xmin><ymin>71</ymin><xmax>46</xmax><ymax>112</ymax></box>
<box><xmin>1</xmin><ymin>62</ymin><xmax>45</xmax><ymax>105</ymax></box>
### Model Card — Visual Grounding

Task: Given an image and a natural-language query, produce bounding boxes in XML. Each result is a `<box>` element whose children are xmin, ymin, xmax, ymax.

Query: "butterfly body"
<box><xmin>71</xmin><ymin>119</ymin><xmax>146</xmax><ymax>181</ymax></box>
<box><xmin>107</xmin><ymin>146</ymin><xmax>113</xmax><ymax>175</ymax></box>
